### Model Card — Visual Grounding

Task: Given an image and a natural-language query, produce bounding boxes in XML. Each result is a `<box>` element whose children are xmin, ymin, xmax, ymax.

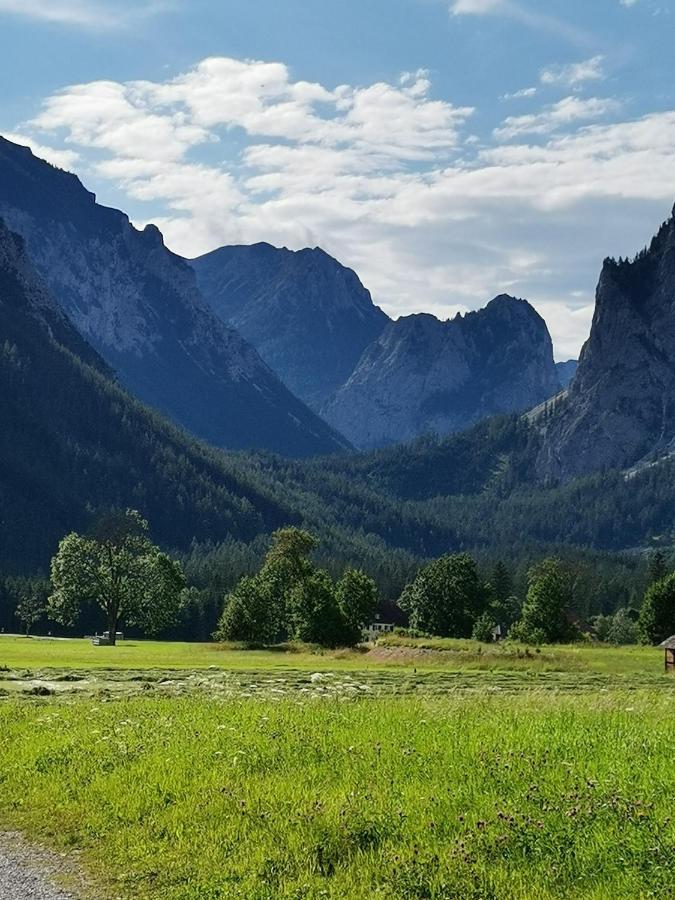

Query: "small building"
<box><xmin>492</xmin><ymin>624</ymin><xmax>505</xmax><ymax>643</ymax></box>
<box><xmin>659</xmin><ymin>635</ymin><xmax>675</xmax><ymax>672</ymax></box>
<box><xmin>362</xmin><ymin>615</ymin><xmax>396</xmax><ymax>642</ymax></box>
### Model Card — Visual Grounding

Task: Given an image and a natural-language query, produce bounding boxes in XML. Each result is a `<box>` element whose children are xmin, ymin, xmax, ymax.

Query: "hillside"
<box><xmin>0</xmin><ymin>135</ymin><xmax>349</xmax><ymax>458</ymax></box>
<box><xmin>0</xmin><ymin>218</ymin><xmax>299</xmax><ymax>571</ymax></box>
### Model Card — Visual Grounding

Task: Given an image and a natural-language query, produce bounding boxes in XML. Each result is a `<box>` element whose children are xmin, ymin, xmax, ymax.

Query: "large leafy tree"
<box><xmin>335</xmin><ymin>568</ymin><xmax>379</xmax><ymax>645</ymax></box>
<box><xmin>259</xmin><ymin>527</ymin><xmax>318</xmax><ymax>632</ymax></box>
<box><xmin>400</xmin><ymin>553</ymin><xmax>486</xmax><ymax>637</ymax></box>
<box><xmin>638</xmin><ymin>573</ymin><xmax>675</xmax><ymax>645</ymax></box>
<box><xmin>216</xmin><ymin>528</ymin><xmax>376</xmax><ymax>647</ymax></box>
<box><xmin>289</xmin><ymin>569</ymin><xmax>346</xmax><ymax>647</ymax></box>
<box><xmin>216</xmin><ymin>575</ymin><xmax>277</xmax><ymax>644</ymax></box>
<box><xmin>511</xmin><ymin>558</ymin><xmax>576</xmax><ymax>644</ymax></box>
<box><xmin>216</xmin><ymin>527</ymin><xmax>317</xmax><ymax>643</ymax></box>
<box><xmin>49</xmin><ymin>509</ymin><xmax>186</xmax><ymax>644</ymax></box>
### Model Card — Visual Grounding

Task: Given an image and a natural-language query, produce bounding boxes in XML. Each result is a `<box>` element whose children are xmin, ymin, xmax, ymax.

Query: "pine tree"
<box><xmin>648</xmin><ymin>550</ymin><xmax>668</xmax><ymax>585</ymax></box>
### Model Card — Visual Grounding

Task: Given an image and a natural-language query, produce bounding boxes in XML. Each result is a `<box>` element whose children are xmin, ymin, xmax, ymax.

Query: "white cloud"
<box><xmin>449</xmin><ymin>0</ymin><xmax>591</xmax><ymax>45</ymax></box>
<box><xmin>0</xmin><ymin>0</ymin><xmax>171</xmax><ymax>29</ymax></box>
<box><xmin>494</xmin><ymin>96</ymin><xmax>620</xmax><ymax>140</ymax></box>
<box><xmin>502</xmin><ymin>87</ymin><xmax>538</xmax><ymax>101</ymax></box>
<box><xmin>540</xmin><ymin>56</ymin><xmax>606</xmax><ymax>89</ymax></box>
<box><xmin>450</xmin><ymin>0</ymin><xmax>505</xmax><ymax>12</ymax></box>
<box><xmin>21</xmin><ymin>57</ymin><xmax>675</xmax><ymax>360</ymax></box>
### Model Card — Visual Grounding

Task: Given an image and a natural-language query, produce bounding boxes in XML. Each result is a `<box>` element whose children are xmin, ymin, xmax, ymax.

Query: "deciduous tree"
<box><xmin>638</xmin><ymin>573</ymin><xmax>675</xmax><ymax>645</ymax></box>
<box><xmin>511</xmin><ymin>558</ymin><xmax>576</xmax><ymax>644</ymax></box>
<box><xmin>49</xmin><ymin>509</ymin><xmax>186</xmax><ymax>645</ymax></box>
<box><xmin>400</xmin><ymin>553</ymin><xmax>486</xmax><ymax>638</ymax></box>
<box><xmin>335</xmin><ymin>568</ymin><xmax>379</xmax><ymax>645</ymax></box>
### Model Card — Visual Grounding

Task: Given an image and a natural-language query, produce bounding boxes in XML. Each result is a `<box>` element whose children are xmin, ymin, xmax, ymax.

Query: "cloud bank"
<box><xmin>15</xmin><ymin>56</ymin><xmax>675</xmax><ymax>359</ymax></box>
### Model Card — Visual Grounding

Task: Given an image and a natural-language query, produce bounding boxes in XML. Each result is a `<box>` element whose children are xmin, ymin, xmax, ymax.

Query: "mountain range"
<box><xmin>192</xmin><ymin>244</ymin><xmax>565</xmax><ymax>448</ymax></box>
<box><xmin>0</xmin><ymin>137</ymin><xmax>348</xmax><ymax>458</ymax></box>
<box><xmin>191</xmin><ymin>242</ymin><xmax>389</xmax><ymax>411</ymax></box>
<box><xmin>5</xmin><ymin>133</ymin><xmax>675</xmax><ymax>583</ymax></box>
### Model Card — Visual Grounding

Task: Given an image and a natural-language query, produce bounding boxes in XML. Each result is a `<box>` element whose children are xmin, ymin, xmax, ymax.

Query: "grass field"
<box><xmin>1</xmin><ymin>636</ymin><xmax>673</xmax><ymax>899</ymax></box>
<box><xmin>0</xmin><ymin>633</ymin><xmax>664</xmax><ymax>675</ymax></box>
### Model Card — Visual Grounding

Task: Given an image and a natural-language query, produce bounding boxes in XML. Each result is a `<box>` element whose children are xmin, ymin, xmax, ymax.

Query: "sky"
<box><xmin>1</xmin><ymin>0</ymin><xmax>674</xmax><ymax>359</ymax></box>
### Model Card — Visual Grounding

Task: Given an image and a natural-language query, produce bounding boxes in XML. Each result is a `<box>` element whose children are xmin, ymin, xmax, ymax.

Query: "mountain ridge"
<box><xmin>324</xmin><ymin>293</ymin><xmax>561</xmax><ymax>448</ymax></box>
<box><xmin>0</xmin><ymin>135</ymin><xmax>350</xmax><ymax>458</ymax></box>
<box><xmin>191</xmin><ymin>240</ymin><xmax>389</xmax><ymax>410</ymax></box>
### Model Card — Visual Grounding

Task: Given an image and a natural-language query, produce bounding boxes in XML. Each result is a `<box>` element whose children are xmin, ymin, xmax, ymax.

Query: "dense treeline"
<box><xmin>1</xmin><ymin>513</ymin><xmax>671</xmax><ymax>647</ymax></box>
<box><xmin>215</xmin><ymin>528</ymin><xmax>378</xmax><ymax>647</ymax></box>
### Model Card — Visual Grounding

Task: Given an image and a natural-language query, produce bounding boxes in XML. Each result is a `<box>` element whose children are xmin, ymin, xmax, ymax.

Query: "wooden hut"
<box><xmin>659</xmin><ymin>636</ymin><xmax>675</xmax><ymax>672</ymax></box>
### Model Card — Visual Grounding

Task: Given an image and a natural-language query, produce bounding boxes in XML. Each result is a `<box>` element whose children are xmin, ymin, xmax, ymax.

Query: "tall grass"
<box><xmin>0</xmin><ymin>691</ymin><xmax>673</xmax><ymax>898</ymax></box>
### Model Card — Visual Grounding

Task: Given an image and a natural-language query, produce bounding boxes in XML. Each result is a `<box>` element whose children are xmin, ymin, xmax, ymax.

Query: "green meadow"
<box><xmin>0</xmin><ymin>635</ymin><xmax>674</xmax><ymax>899</ymax></box>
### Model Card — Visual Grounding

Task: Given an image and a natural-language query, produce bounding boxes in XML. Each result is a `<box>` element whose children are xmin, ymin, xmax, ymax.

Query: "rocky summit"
<box><xmin>538</xmin><ymin>208</ymin><xmax>675</xmax><ymax>481</ymax></box>
<box><xmin>191</xmin><ymin>242</ymin><xmax>389</xmax><ymax>411</ymax></box>
<box><xmin>0</xmin><ymin>136</ymin><xmax>350</xmax><ymax>458</ymax></box>
<box><xmin>323</xmin><ymin>294</ymin><xmax>561</xmax><ymax>448</ymax></box>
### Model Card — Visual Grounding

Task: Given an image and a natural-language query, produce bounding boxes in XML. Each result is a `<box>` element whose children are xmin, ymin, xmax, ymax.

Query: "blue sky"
<box><xmin>1</xmin><ymin>0</ymin><xmax>674</xmax><ymax>358</ymax></box>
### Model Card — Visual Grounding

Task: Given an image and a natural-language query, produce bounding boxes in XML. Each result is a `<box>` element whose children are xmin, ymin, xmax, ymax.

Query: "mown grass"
<box><xmin>0</xmin><ymin>633</ymin><xmax>664</xmax><ymax>676</ymax></box>
<box><xmin>0</xmin><ymin>636</ymin><xmax>371</xmax><ymax>672</ymax></box>
<box><xmin>0</xmin><ymin>691</ymin><xmax>673</xmax><ymax>899</ymax></box>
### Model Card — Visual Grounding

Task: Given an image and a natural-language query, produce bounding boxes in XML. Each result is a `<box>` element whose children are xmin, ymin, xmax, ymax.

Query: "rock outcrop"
<box><xmin>323</xmin><ymin>294</ymin><xmax>561</xmax><ymax>448</ymax></box>
<box><xmin>0</xmin><ymin>136</ymin><xmax>350</xmax><ymax>457</ymax></box>
<box><xmin>191</xmin><ymin>242</ymin><xmax>389</xmax><ymax>410</ymax></box>
<box><xmin>538</xmin><ymin>207</ymin><xmax>675</xmax><ymax>480</ymax></box>
<box><xmin>555</xmin><ymin>360</ymin><xmax>577</xmax><ymax>389</ymax></box>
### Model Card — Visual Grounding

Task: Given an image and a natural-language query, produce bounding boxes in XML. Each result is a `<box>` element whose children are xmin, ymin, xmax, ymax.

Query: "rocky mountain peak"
<box><xmin>323</xmin><ymin>294</ymin><xmax>561</xmax><ymax>449</ymax></box>
<box><xmin>191</xmin><ymin>241</ymin><xmax>389</xmax><ymax>409</ymax></box>
<box><xmin>537</xmin><ymin>205</ymin><xmax>675</xmax><ymax>480</ymax></box>
<box><xmin>0</xmin><ymin>135</ymin><xmax>350</xmax><ymax>457</ymax></box>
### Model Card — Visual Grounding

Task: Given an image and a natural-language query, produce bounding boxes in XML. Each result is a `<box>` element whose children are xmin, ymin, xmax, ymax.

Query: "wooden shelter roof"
<box><xmin>659</xmin><ymin>635</ymin><xmax>675</xmax><ymax>649</ymax></box>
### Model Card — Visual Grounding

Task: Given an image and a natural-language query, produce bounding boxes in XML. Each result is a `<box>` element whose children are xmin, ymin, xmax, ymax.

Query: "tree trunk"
<box><xmin>107</xmin><ymin>612</ymin><xmax>118</xmax><ymax>646</ymax></box>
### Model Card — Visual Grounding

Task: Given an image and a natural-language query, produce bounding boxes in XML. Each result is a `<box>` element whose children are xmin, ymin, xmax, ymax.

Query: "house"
<box><xmin>362</xmin><ymin>614</ymin><xmax>396</xmax><ymax>642</ymax></box>
<box><xmin>659</xmin><ymin>635</ymin><xmax>675</xmax><ymax>672</ymax></box>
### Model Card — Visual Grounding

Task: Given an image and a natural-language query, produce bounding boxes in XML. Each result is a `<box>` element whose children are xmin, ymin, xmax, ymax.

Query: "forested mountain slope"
<box><xmin>0</xmin><ymin>219</ymin><xmax>299</xmax><ymax>571</ymax></box>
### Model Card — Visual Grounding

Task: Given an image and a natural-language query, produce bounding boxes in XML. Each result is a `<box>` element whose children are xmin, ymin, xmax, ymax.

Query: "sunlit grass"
<box><xmin>0</xmin><ymin>633</ymin><xmax>665</xmax><ymax>677</ymax></box>
<box><xmin>0</xmin><ymin>691</ymin><xmax>673</xmax><ymax>899</ymax></box>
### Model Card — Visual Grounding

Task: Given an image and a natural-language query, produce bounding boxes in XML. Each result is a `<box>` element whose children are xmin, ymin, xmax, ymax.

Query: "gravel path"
<box><xmin>0</xmin><ymin>832</ymin><xmax>83</xmax><ymax>899</ymax></box>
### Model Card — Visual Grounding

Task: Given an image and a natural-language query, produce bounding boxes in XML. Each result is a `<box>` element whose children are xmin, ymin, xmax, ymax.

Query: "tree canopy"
<box><xmin>638</xmin><ymin>573</ymin><xmax>675</xmax><ymax>645</ymax></box>
<box><xmin>49</xmin><ymin>509</ymin><xmax>186</xmax><ymax>644</ymax></box>
<box><xmin>511</xmin><ymin>558</ymin><xmax>577</xmax><ymax>644</ymax></box>
<box><xmin>399</xmin><ymin>553</ymin><xmax>487</xmax><ymax>638</ymax></box>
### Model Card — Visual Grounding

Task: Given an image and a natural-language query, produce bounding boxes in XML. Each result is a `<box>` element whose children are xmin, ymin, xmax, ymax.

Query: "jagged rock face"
<box><xmin>191</xmin><ymin>243</ymin><xmax>389</xmax><ymax>410</ymax></box>
<box><xmin>555</xmin><ymin>360</ymin><xmax>577</xmax><ymax>389</ymax></box>
<box><xmin>538</xmin><ymin>211</ymin><xmax>675</xmax><ymax>481</ymax></box>
<box><xmin>323</xmin><ymin>295</ymin><xmax>561</xmax><ymax>448</ymax></box>
<box><xmin>0</xmin><ymin>136</ymin><xmax>350</xmax><ymax>457</ymax></box>
<box><xmin>0</xmin><ymin>218</ymin><xmax>106</xmax><ymax>371</ymax></box>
